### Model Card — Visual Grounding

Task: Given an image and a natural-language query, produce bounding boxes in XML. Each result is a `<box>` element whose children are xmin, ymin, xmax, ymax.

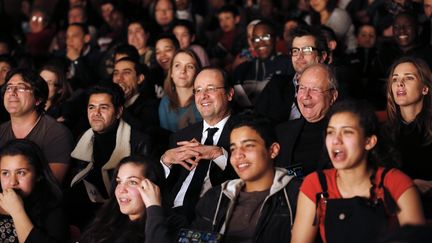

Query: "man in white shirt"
<box><xmin>160</xmin><ymin>67</ymin><xmax>237</xmax><ymax>222</ymax></box>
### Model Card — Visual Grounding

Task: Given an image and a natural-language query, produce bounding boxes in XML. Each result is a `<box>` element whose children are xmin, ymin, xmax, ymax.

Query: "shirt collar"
<box><xmin>203</xmin><ymin>115</ymin><xmax>230</xmax><ymax>133</ymax></box>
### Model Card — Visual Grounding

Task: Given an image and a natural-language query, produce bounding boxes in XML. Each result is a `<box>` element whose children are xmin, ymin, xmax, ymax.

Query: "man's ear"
<box><xmin>328</xmin><ymin>40</ymin><xmax>337</xmax><ymax>52</ymax></box>
<box><xmin>269</xmin><ymin>142</ymin><xmax>280</xmax><ymax>159</ymax></box>
<box><xmin>84</xmin><ymin>34</ymin><xmax>91</xmax><ymax>44</ymax></box>
<box><xmin>226</xmin><ymin>87</ymin><xmax>234</xmax><ymax>102</ymax></box>
<box><xmin>137</xmin><ymin>74</ymin><xmax>145</xmax><ymax>85</ymax></box>
<box><xmin>116</xmin><ymin>106</ymin><xmax>124</xmax><ymax>119</ymax></box>
<box><xmin>330</xmin><ymin>90</ymin><xmax>338</xmax><ymax>105</ymax></box>
<box><xmin>191</xmin><ymin>34</ymin><xmax>196</xmax><ymax>43</ymax></box>
<box><xmin>235</xmin><ymin>16</ymin><xmax>240</xmax><ymax>24</ymax></box>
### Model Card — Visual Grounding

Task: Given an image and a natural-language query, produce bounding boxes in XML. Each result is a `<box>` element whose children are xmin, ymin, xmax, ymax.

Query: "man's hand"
<box><xmin>161</xmin><ymin>139</ymin><xmax>201</xmax><ymax>170</ymax></box>
<box><xmin>176</xmin><ymin>139</ymin><xmax>223</xmax><ymax>165</ymax></box>
<box><xmin>162</xmin><ymin>138</ymin><xmax>224</xmax><ymax>171</ymax></box>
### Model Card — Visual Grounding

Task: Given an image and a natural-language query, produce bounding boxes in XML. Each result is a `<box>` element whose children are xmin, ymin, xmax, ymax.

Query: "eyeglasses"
<box><xmin>193</xmin><ymin>86</ymin><xmax>225</xmax><ymax>95</ymax></box>
<box><xmin>252</xmin><ymin>34</ymin><xmax>272</xmax><ymax>43</ymax></box>
<box><xmin>290</xmin><ymin>46</ymin><xmax>317</xmax><ymax>56</ymax></box>
<box><xmin>31</xmin><ymin>16</ymin><xmax>44</xmax><ymax>23</ymax></box>
<box><xmin>296</xmin><ymin>84</ymin><xmax>333</xmax><ymax>95</ymax></box>
<box><xmin>5</xmin><ymin>85</ymin><xmax>33</xmax><ymax>94</ymax></box>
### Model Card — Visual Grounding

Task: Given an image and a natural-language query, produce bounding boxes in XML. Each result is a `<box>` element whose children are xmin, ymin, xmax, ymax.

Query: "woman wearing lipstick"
<box><xmin>80</xmin><ymin>155</ymin><xmax>178</xmax><ymax>243</ymax></box>
<box><xmin>0</xmin><ymin>139</ymin><xmax>68</xmax><ymax>243</ymax></box>
<box><xmin>291</xmin><ymin>100</ymin><xmax>425</xmax><ymax>243</ymax></box>
<box><xmin>159</xmin><ymin>49</ymin><xmax>202</xmax><ymax>132</ymax></box>
<box><xmin>382</xmin><ymin>56</ymin><xmax>432</xmax><ymax>219</ymax></box>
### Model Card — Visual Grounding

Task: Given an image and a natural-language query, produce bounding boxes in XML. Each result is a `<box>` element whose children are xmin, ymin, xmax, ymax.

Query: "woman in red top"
<box><xmin>291</xmin><ymin>100</ymin><xmax>424</xmax><ymax>243</ymax></box>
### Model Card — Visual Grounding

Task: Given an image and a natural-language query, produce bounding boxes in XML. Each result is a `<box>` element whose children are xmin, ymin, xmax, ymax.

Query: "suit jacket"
<box><xmin>164</xmin><ymin>116</ymin><xmax>238</xmax><ymax>221</ymax></box>
<box><xmin>254</xmin><ymin>73</ymin><xmax>296</xmax><ymax>125</ymax></box>
<box><xmin>275</xmin><ymin>118</ymin><xmax>329</xmax><ymax>176</ymax></box>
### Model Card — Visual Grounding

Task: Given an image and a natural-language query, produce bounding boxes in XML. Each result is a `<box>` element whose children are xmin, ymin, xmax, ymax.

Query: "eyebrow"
<box><xmin>88</xmin><ymin>103</ymin><xmax>112</xmax><ymax>107</ymax></box>
<box><xmin>0</xmin><ymin>168</ymin><xmax>30</xmax><ymax>171</ymax></box>
<box><xmin>230</xmin><ymin>138</ymin><xmax>258</xmax><ymax>146</ymax></box>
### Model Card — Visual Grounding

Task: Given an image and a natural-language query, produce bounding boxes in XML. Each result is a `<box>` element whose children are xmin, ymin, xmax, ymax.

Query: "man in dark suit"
<box><xmin>275</xmin><ymin>63</ymin><xmax>338</xmax><ymax>176</ymax></box>
<box><xmin>160</xmin><ymin>67</ymin><xmax>237</xmax><ymax>222</ymax></box>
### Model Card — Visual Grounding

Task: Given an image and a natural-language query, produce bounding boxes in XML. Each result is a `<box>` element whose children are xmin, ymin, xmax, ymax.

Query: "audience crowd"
<box><xmin>0</xmin><ymin>0</ymin><xmax>431</xmax><ymax>242</ymax></box>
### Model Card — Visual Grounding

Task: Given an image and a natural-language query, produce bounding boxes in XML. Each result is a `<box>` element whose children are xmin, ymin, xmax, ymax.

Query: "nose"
<box><xmin>116</xmin><ymin>183</ymin><xmax>128</xmax><ymax>195</ymax></box>
<box><xmin>8</xmin><ymin>174</ymin><xmax>18</xmax><ymax>187</ymax></box>
<box><xmin>396</xmin><ymin>78</ymin><xmax>405</xmax><ymax>87</ymax></box>
<box><xmin>232</xmin><ymin>147</ymin><xmax>245</xmax><ymax>160</ymax></box>
<box><xmin>331</xmin><ymin>132</ymin><xmax>342</xmax><ymax>145</ymax></box>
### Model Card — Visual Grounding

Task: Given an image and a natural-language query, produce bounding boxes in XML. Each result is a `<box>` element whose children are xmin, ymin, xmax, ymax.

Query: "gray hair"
<box><xmin>301</xmin><ymin>63</ymin><xmax>338</xmax><ymax>91</ymax></box>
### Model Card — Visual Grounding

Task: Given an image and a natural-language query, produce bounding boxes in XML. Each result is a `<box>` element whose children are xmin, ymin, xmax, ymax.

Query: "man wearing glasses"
<box><xmin>160</xmin><ymin>67</ymin><xmax>238</xmax><ymax>222</ymax></box>
<box><xmin>255</xmin><ymin>26</ymin><xmax>329</xmax><ymax>124</ymax></box>
<box><xmin>0</xmin><ymin>68</ymin><xmax>74</xmax><ymax>184</ymax></box>
<box><xmin>232</xmin><ymin>20</ymin><xmax>292</xmax><ymax>111</ymax></box>
<box><xmin>275</xmin><ymin>63</ymin><xmax>338</xmax><ymax>176</ymax></box>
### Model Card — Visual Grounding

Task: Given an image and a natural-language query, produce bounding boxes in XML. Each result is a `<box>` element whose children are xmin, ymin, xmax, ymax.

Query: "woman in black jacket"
<box><xmin>80</xmin><ymin>155</ymin><xmax>182</xmax><ymax>243</ymax></box>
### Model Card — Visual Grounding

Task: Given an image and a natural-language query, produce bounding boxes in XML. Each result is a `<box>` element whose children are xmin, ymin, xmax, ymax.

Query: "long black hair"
<box><xmin>80</xmin><ymin>155</ymin><xmax>164</xmax><ymax>243</ymax></box>
<box><xmin>0</xmin><ymin>139</ymin><xmax>63</xmax><ymax>227</ymax></box>
<box><xmin>323</xmin><ymin>99</ymin><xmax>398</xmax><ymax>169</ymax></box>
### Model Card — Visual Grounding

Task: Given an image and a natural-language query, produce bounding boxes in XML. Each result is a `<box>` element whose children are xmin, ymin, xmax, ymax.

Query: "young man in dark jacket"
<box><xmin>190</xmin><ymin>112</ymin><xmax>301</xmax><ymax>242</ymax></box>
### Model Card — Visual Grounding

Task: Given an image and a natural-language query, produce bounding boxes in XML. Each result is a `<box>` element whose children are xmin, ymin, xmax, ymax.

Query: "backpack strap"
<box><xmin>313</xmin><ymin>171</ymin><xmax>329</xmax><ymax>226</ymax></box>
<box><xmin>378</xmin><ymin>167</ymin><xmax>399</xmax><ymax>214</ymax></box>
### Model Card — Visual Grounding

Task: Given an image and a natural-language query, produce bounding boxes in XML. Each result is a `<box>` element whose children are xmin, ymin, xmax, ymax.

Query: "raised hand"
<box><xmin>138</xmin><ymin>179</ymin><xmax>161</xmax><ymax>207</ymax></box>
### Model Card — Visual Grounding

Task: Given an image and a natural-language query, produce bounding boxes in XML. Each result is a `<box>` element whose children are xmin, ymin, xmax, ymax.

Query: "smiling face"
<box><xmin>156</xmin><ymin>38</ymin><xmax>176</xmax><ymax>71</ymax></box>
<box><xmin>326</xmin><ymin>112</ymin><xmax>376</xmax><ymax>171</ymax></box>
<box><xmin>87</xmin><ymin>93</ymin><xmax>122</xmax><ymax>134</ymax></box>
<box><xmin>297</xmin><ymin>65</ymin><xmax>337</xmax><ymax>123</ymax></box>
<box><xmin>113</xmin><ymin>60</ymin><xmax>144</xmax><ymax>100</ymax></box>
<box><xmin>3</xmin><ymin>74</ymin><xmax>38</xmax><ymax>118</ymax></box>
<box><xmin>194</xmin><ymin>69</ymin><xmax>233</xmax><ymax>125</ymax></box>
<box><xmin>128</xmin><ymin>23</ymin><xmax>149</xmax><ymax>52</ymax></box>
<box><xmin>291</xmin><ymin>35</ymin><xmax>322</xmax><ymax>73</ymax></box>
<box><xmin>230</xmin><ymin>126</ymin><xmax>277</xmax><ymax>191</ymax></box>
<box><xmin>391</xmin><ymin>62</ymin><xmax>429</xmax><ymax>110</ymax></box>
<box><xmin>252</xmin><ymin>24</ymin><xmax>275</xmax><ymax>60</ymax></box>
<box><xmin>115</xmin><ymin>162</ymin><xmax>146</xmax><ymax>221</ymax></box>
<box><xmin>0</xmin><ymin>155</ymin><xmax>36</xmax><ymax>197</ymax></box>
<box><xmin>393</xmin><ymin>15</ymin><xmax>417</xmax><ymax>51</ymax></box>
<box><xmin>171</xmin><ymin>52</ymin><xmax>197</xmax><ymax>88</ymax></box>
